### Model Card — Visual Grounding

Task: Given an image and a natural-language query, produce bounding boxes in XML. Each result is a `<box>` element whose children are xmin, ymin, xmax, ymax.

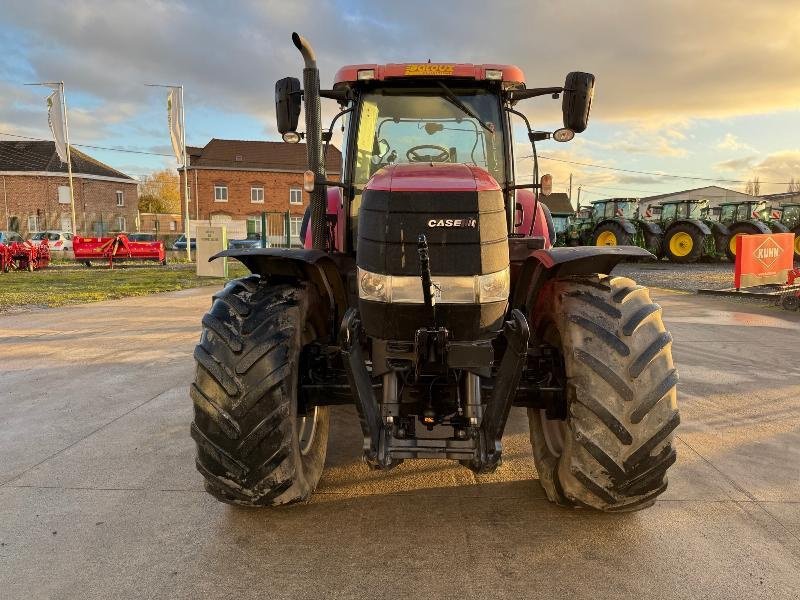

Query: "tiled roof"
<box><xmin>0</xmin><ymin>140</ymin><xmax>134</xmax><ymax>180</ymax></box>
<box><xmin>189</xmin><ymin>138</ymin><xmax>342</xmax><ymax>173</ymax></box>
<box><xmin>540</xmin><ymin>192</ymin><xmax>573</xmax><ymax>214</ymax></box>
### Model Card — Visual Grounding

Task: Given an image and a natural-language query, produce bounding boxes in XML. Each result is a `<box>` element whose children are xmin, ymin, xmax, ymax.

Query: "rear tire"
<box><xmin>793</xmin><ymin>227</ymin><xmax>800</xmax><ymax>261</ymax></box>
<box><xmin>664</xmin><ymin>224</ymin><xmax>704</xmax><ymax>263</ymax></box>
<box><xmin>725</xmin><ymin>223</ymin><xmax>760</xmax><ymax>262</ymax></box>
<box><xmin>592</xmin><ymin>222</ymin><xmax>631</xmax><ymax>247</ymax></box>
<box><xmin>528</xmin><ymin>274</ymin><xmax>679</xmax><ymax>511</ymax></box>
<box><xmin>191</xmin><ymin>275</ymin><xmax>329</xmax><ymax>506</ymax></box>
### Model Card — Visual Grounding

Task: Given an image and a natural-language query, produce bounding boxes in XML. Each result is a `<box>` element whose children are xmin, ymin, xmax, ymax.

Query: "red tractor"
<box><xmin>190</xmin><ymin>34</ymin><xmax>679</xmax><ymax>512</ymax></box>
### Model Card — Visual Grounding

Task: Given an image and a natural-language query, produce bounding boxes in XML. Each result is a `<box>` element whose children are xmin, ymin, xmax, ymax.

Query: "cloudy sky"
<box><xmin>1</xmin><ymin>0</ymin><xmax>799</xmax><ymax>201</ymax></box>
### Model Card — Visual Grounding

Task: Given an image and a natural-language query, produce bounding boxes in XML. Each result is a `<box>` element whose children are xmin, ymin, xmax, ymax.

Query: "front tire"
<box><xmin>191</xmin><ymin>275</ymin><xmax>329</xmax><ymax>506</ymax></box>
<box><xmin>528</xmin><ymin>274</ymin><xmax>679</xmax><ymax>511</ymax></box>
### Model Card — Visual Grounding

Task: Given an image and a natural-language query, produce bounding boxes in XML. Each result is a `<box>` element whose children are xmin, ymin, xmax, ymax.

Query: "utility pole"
<box><xmin>577</xmin><ymin>185</ymin><xmax>582</xmax><ymax>207</ymax></box>
<box><xmin>569</xmin><ymin>173</ymin><xmax>573</xmax><ymax>206</ymax></box>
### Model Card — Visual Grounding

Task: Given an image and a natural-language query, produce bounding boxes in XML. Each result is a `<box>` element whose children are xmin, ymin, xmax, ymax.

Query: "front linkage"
<box><xmin>340</xmin><ymin>306</ymin><xmax>529</xmax><ymax>472</ymax></box>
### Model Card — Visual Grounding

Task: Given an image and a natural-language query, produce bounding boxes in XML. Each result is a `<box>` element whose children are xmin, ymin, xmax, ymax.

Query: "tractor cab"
<box><xmin>592</xmin><ymin>198</ymin><xmax>638</xmax><ymax>221</ymax></box>
<box><xmin>659</xmin><ymin>199</ymin><xmax>709</xmax><ymax>224</ymax></box>
<box><xmin>780</xmin><ymin>204</ymin><xmax>800</xmax><ymax>229</ymax></box>
<box><xmin>719</xmin><ymin>200</ymin><xmax>768</xmax><ymax>224</ymax></box>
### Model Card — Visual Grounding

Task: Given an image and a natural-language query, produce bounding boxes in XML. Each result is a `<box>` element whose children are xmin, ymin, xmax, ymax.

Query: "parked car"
<box><xmin>126</xmin><ymin>232</ymin><xmax>157</xmax><ymax>242</ymax></box>
<box><xmin>228</xmin><ymin>232</ymin><xmax>269</xmax><ymax>250</ymax></box>
<box><xmin>172</xmin><ymin>234</ymin><xmax>196</xmax><ymax>251</ymax></box>
<box><xmin>28</xmin><ymin>231</ymin><xmax>74</xmax><ymax>251</ymax></box>
<box><xmin>0</xmin><ymin>231</ymin><xmax>24</xmax><ymax>245</ymax></box>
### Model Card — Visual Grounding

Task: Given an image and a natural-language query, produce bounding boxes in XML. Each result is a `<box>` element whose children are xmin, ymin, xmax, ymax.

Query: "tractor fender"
<box><xmin>768</xmin><ymin>220</ymin><xmax>790</xmax><ymax>233</ymax></box>
<box><xmin>595</xmin><ymin>218</ymin><xmax>636</xmax><ymax>236</ymax></box>
<box><xmin>666</xmin><ymin>218</ymin><xmax>711</xmax><ymax>236</ymax></box>
<box><xmin>511</xmin><ymin>245</ymin><xmax>653</xmax><ymax>314</ymax></box>
<box><xmin>213</xmin><ymin>248</ymin><xmax>348</xmax><ymax>339</ymax></box>
<box><xmin>741</xmin><ymin>220</ymin><xmax>772</xmax><ymax>235</ymax></box>
<box><xmin>709</xmin><ymin>221</ymin><xmax>730</xmax><ymax>237</ymax></box>
<box><xmin>640</xmin><ymin>221</ymin><xmax>663</xmax><ymax>236</ymax></box>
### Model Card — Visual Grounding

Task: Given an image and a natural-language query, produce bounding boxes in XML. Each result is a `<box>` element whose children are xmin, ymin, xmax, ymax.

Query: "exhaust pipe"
<box><xmin>292</xmin><ymin>32</ymin><xmax>327</xmax><ymax>251</ymax></box>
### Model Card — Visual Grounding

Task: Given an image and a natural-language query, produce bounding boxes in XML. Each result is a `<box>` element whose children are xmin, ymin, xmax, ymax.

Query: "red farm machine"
<box><xmin>72</xmin><ymin>234</ymin><xmax>166</xmax><ymax>268</ymax></box>
<box><xmin>190</xmin><ymin>33</ymin><xmax>680</xmax><ymax>512</ymax></box>
<box><xmin>0</xmin><ymin>240</ymin><xmax>51</xmax><ymax>272</ymax></box>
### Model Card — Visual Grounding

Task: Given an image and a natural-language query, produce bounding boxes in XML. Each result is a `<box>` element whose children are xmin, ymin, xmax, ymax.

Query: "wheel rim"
<box><xmin>794</xmin><ymin>236</ymin><xmax>800</xmax><ymax>256</ymax></box>
<box><xmin>669</xmin><ymin>232</ymin><xmax>693</xmax><ymax>257</ymax></box>
<box><xmin>596</xmin><ymin>231</ymin><xmax>617</xmax><ymax>246</ymax></box>
<box><xmin>539</xmin><ymin>409</ymin><xmax>567</xmax><ymax>457</ymax></box>
<box><xmin>729</xmin><ymin>233</ymin><xmax>743</xmax><ymax>255</ymax></box>
<box><xmin>297</xmin><ymin>407</ymin><xmax>319</xmax><ymax>456</ymax></box>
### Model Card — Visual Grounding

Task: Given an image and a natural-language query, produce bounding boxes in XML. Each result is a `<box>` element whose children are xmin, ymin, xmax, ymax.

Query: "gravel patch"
<box><xmin>613</xmin><ymin>260</ymin><xmax>735</xmax><ymax>292</ymax></box>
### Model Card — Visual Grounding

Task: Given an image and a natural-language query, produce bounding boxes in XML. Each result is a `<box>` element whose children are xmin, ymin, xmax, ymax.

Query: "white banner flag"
<box><xmin>47</xmin><ymin>86</ymin><xmax>68</xmax><ymax>163</ymax></box>
<box><xmin>167</xmin><ymin>87</ymin><xmax>184</xmax><ymax>165</ymax></box>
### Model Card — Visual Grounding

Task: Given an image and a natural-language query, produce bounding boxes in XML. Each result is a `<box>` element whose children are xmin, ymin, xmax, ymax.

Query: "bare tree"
<box><xmin>745</xmin><ymin>179</ymin><xmax>754</xmax><ymax>195</ymax></box>
<box><xmin>788</xmin><ymin>177</ymin><xmax>800</xmax><ymax>194</ymax></box>
<box><xmin>752</xmin><ymin>176</ymin><xmax>761</xmax><ymax>196</ymax></box>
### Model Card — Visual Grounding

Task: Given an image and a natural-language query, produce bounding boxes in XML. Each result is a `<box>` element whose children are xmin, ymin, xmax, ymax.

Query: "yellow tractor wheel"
<box><xmin>665</xmin><ymin>225</ymin><xmax>703</xmax><ymax>263</ymax></box>
<box><xmin>596</xmin><ymin>231</ymin><xmax>617</xmax><ymax>246</ymax></box>
<box><xmin>669</xmin><ymin>232</ymin><xmax>693</xmax><ymax>257</ymax></box>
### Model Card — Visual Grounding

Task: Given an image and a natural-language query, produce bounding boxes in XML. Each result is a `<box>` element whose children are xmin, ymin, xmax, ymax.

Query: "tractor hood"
<box><xmin>365</xmin><ymin>162</ymin><xmax>501</xmax><ymax>193</ymax></box>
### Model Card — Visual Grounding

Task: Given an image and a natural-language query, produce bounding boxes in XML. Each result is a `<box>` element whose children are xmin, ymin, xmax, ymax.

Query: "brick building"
<box><xmin>0</xmin><ymin>140</ymin><xmax>138</xmax><ymax>236</ymax></box>
<box><xmin>180</xmin><ymin>139</ymin><xmax>341</xmax><ymax>244</ymax></box>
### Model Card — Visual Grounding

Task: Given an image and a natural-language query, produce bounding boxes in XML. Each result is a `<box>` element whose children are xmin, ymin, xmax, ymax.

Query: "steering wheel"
<box><xmin>406</xmin><ymin>144</ymin><xmax>451</xmax><ymax>163</ymax></box>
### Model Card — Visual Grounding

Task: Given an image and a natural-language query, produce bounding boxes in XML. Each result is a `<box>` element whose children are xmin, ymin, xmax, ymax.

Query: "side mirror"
<box><xmin>275</xmin><ymin>77</ymin><xmax>302</xmax><ymax>135</ymax></box>
<box><xmin>562</xmin><ymin>72</ymin><xmax>595</xmax><ymax>133</ymax></box>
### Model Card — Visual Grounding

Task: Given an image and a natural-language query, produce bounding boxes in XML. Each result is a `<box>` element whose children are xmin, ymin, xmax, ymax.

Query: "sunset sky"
<box><xmin>1</xmin><ymin>0</ymin><xmax>799</xmax><ymax>201</ymax></box>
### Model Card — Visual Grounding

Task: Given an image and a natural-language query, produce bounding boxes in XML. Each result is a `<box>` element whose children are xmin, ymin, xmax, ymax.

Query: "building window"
<box><xmin>28</xmin><ymin>215</ymin><xmax>38</xmax><ymax>232</ymax></box>
<box><xmin>247</xmin><ymin>216</ymin><xmax>262</xmax><ymax>234</ymax></box>
<box><xmin>116</xmin><ymin>191</ymin><xmax>124</xmax><ymax>207</ymax></box>
<box><xmin>116</xmin><ymin>216</ymin><xmax>126</xmax><ymax>231</ymax></box>
<box><xmin>58</xmin><ymin>186</ymin><xmax>70</xmax><ymax>204</ymax></box>
<box><xmin>289</xmin><ymin>188</ymin><xmax>303</xmax><ymax>205</ymax></box>
<box><xmin>290</xmin><ymin>216</ymin><xmax>303</xmax><ymax>246</ymax></box>
<box><xmin>251</xmin><ymin>186</ymin><xmax>264</xmax><ymax>203</ymax></box>
<box><xmin>214</xmin><ymin>185</ymin><xmax>228</xmax><ymax>202</ymax></box>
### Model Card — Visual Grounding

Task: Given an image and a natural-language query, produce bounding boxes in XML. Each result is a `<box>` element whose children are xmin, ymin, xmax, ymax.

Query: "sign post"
<box><xmin>734</xmin><ymin>233</ymin><xmax>795</xmax><ymax>289</ymax></box>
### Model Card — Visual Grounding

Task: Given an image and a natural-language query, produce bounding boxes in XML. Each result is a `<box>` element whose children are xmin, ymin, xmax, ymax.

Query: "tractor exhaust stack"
<box><xmin>292</xmin><ymin>32</ymin><xmax>327</xmax><ymax>251</ymax></box>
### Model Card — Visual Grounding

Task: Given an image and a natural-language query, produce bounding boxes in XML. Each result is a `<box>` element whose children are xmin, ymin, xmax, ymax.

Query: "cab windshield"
<box><xmin>351</xmin><ymin>85</ymin><xmax>506</xmax><ymax>187</ymax></box>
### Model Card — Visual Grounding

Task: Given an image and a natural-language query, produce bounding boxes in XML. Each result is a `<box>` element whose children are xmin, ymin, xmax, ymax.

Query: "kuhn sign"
<box><xmin>734</xmin><ymin>233</ymin><xmax>795</xmax><ymax>289</ymax></box>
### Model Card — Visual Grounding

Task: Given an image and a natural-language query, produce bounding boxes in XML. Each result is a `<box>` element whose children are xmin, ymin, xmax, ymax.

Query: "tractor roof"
<box><xmin>590</xmin><ymin>197</ymin><xmax>639</xmax><ymax>205</ymax></box>
<box><xmin>333</xmin><ymin>63</ymin><xmax>526</xmax><ymax>88</ymax></box>
<box><xmin>658</xmin><ymin>198</ymin><xmax>707</xmax><ymax>206</ymax></box>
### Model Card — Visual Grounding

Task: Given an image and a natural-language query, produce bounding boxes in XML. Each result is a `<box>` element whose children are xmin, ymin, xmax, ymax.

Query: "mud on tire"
<box><xmin>191</xmin><ymin>275</ymin><xmax>329</xmax><ymax>506</ymax></box>
<box><xmin>528</xmin><ymin>274</ymin><xmax>679</xmax><ymax>511</ymax></box>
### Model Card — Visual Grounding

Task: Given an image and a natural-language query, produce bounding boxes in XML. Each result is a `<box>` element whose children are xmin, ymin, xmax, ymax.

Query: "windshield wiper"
<box><xmin>436</xmin><ymin>82</ymin><xmax>494</xmax><ymax>134</ymax></box>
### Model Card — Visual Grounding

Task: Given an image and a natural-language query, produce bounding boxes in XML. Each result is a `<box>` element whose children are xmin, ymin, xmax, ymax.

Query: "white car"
<box><xmin>28</xmin><ymin>231</ymin><xmax>74</xmax><ymax>251</ymax></box>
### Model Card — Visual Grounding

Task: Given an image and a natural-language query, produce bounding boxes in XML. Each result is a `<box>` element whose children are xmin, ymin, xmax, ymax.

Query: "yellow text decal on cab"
<box><xmin>404</xmin><ymin>64</ymin><xmax>455</xmax><ymax>76</ymax></box>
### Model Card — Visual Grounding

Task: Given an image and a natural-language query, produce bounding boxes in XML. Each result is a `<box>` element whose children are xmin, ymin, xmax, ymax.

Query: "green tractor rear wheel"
<box><xmin>725</xmin><ymin>224</ymin><xmax>761</xmax><ymax>262</ymax></box>
<box><xmin>665</xmin><ymin>224</ymin><xmax>704</xmax><ymax>264</ymax></box>
<box><xmin>592</xmin><ymin>222</ymin><xmax>631</xmax><ymax>247</ymax></box>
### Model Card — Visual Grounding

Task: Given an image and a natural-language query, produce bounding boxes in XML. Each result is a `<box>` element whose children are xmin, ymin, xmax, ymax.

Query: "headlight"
<box><xmin>357</xmin><ymin>267</ymin><xmax>509</xmax><ymax>304</ymax></box>
<box><xmin>359</xmin><ymin>269</ymin><xmax>389</xmax><ymax>302</ymax></box>
<box><xmin>477</xmin><ymin>269</ymin><xmax>510</xmax><ymax>303</ymax></box>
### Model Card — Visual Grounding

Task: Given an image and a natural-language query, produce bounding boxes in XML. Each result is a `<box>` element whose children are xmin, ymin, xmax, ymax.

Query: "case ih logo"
<box><xmin>753</xmin><ymin>236</ymin><xmax>783</xmax><ymax>269</ymax></box>
<box><xmin>427</xmin><ymin>218</ymin><xmax>477</xmax><ymax>228</ymax></box>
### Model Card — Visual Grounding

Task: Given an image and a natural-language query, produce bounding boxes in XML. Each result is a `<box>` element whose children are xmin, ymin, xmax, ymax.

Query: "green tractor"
<box><xmin>565</xmin><ymin>205</ymin><xmax>593</xmax><ymax>246</ymax></box>
<box><xmin>775</xmin><ymin>203</ymin><xmax>800</xmax><ymax>260</ymax></box>
<box><xmin>588</xmin><ymin>198</ymin><xmax>662</xmax><ymax>256</ymax></box>
<box><xmin>550</xmin><ymin>212</ymin><xmax>575</xmax><ymax>247</ymax></box>
<box><xmin>718</xmin><ymin>200</ymin><xmax>772</xmax><ymax>261</ymax></box>
<box><xmin>657</xmin><ymin>199</ymin><xmax>727</xmax><ymax>263</ymax></box>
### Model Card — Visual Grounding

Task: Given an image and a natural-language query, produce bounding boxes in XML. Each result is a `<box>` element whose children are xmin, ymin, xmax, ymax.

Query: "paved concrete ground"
<box><xmin>1</xmin><ymin>285</ymin><xmax>799</xmax><ymax>599</ymax></box>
